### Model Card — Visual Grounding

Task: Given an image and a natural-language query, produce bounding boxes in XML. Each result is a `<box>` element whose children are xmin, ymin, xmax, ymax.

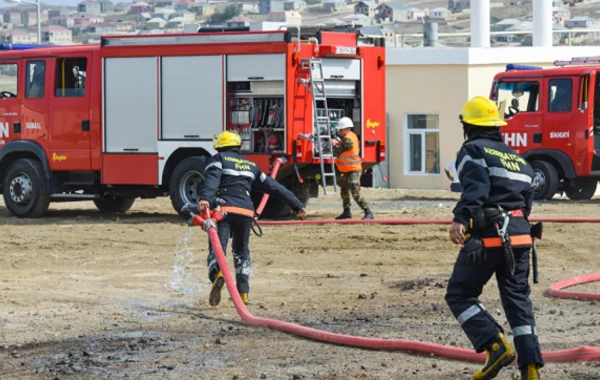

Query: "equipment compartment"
<box><xmin>161</xmin><ymin>55</ymin><xmax>223</xmax><ymax>140</ymax></box>
<box><xmin>104</xmin><ymin>57</ymin><xmax>158</xmax><ymax>153</ymax></box>
<box><xmin>227</xmin><ymin>54</ymin><xmax>285</xmax><ymax>82</ymax></box>
<box><xmin>226</xmin><ymin>80</ymin><xmax>285</xmax><ymax>154</ymax></box>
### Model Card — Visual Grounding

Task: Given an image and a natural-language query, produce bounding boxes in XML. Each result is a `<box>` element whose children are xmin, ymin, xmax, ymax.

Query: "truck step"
<box><xmin>51</xmin><ymin>194</ymin><xmax>101</xmax><ymax>201</ymax></box>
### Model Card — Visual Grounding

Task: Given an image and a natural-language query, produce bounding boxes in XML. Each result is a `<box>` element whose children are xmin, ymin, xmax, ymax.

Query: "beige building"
<box><xmin>267</xmin><ymin>11</ymin><xmax>301</xmax><ymax>26</ymax></box>
<box><xmin>383</xmin><ymin>46</ymin><xmax>600</xmax><ymax>190</ymax></box>
<box><xmin>41</xmin><ymin>25</ymin><xmax>72</xmax><ymax>43</ymax></box>
<box><xmin>0</xmin><ymin>29</ymin><xmax>36</xmax><ymax>44</ymax></box>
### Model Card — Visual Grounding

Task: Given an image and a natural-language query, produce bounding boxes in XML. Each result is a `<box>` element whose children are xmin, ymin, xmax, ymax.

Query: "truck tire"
<box><xmin>3</xmin><ymin>158</ymin><xmax>50</xmax><ymax>218</ymax></box>
<box><xmin>531</xmin><ymin>160</ymin><xmax>559</xmax><ymax>201</ymax></box>
<box><xmin>565</xmin><ymin>181</ymin><xmax>597</xmax><ymax>201</ymax></box>
<box><xmin>169</xmin><ymin>156</ymin><xmax>207</xmax><ymax>219</ymax></box>
<box><xmin>93</xmin><ymin>197</ymin><xmax>136</xmax><ymax>213</ymax></box>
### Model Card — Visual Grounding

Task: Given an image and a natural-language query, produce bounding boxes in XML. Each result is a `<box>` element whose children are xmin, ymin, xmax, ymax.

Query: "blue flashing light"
<box><xmin>506</xmin><ymin>64</ymin><xmax>543</xmax><ymax>72</ymax></box>
<box><xmin>0</xmin><ymin>44</ymin><xmax>53</xmax><ymax>51</ymax></box>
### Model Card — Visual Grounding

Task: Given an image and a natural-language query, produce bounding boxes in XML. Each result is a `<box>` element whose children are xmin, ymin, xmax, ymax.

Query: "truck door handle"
<box><xmin>13</xmin><ymin>122</ymin><xmax>20</xmax><ymax>133</ymax></box>
<box><xmin>81</xmin><ymin>120</ymin><xmax>90</xmax><ymax>131</ymax></box>
<box><xmin>123</xmin><ymin>148</ymin><xmax>139</xmax><ymax>152</ymax></box>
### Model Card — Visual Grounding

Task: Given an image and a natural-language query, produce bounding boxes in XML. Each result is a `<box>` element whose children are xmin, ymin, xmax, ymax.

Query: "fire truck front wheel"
<box><xmin>531</xmin><ymin>160</ymin><xmax>559</xmax><ymax>201</ymax></box>
<box><xmin>169</xmin><ymin>156</ymin><xmax>207</xmax><ymax>219</ymax></box>
<box><xmin>565</xmin><ymin>181</ymin><xmax>598</xmax><ymax>201</ymax></box>
<box><xmin>3</xmin><ymin>158</ymin><xmax>50</xmax><ymax>218</ymax></box>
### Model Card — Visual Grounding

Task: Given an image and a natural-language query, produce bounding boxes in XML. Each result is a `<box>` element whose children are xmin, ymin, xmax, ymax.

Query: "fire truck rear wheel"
<box><xmin>531</xmin><ymin>160</ymin><xmax>559</xmax><ymax>201</ymax></box>
<box><xmin>254</xmin><ymin>181</ymin><xmax>310</xmax><ymax>219</ymax></box>
<box><xmin>565</xmin><ymin>181</ymin><xmax>598</xmax><ymax>201</ymax></box>
<box><xmin>3</xmin><ymin>158</ymin><xmax>50</xmax><ymax>218</ymax></box>
<box><xmin>93</xmin><ymin>197</ymin><xmax>136</xmax><ymax>213</ymax></box>
<box><xmin>169</xmin><ymin>156</ymin><xmax>207</xmax><ymax>219</ymax></box>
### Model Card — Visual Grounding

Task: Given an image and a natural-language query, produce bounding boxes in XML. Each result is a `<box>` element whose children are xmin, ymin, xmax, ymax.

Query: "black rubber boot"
<box><xmin>520</xmin><ymin>364</ymin><xmax>541</xmax><ymax>380</ymax></box>
<box><xmin>473</xmin><ymin>332</ymin><xmax>516</xmax><ymax>380</ymax></box>
<box><xmin>335</xmin><ymin>210</ymin><xmax>352</xmax><ymax>220</ymax></box>
<box><xmin>362</xmin><ymin>209</ymin><xmax>374</xmax><ymax>220</ymax></box>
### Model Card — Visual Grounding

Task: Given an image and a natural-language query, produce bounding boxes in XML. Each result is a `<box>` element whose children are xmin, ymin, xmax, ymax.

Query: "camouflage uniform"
<box><xmin>334</xmin><ymin>138</ymin><xmax>370</xmax><ymax>212</ymax></box>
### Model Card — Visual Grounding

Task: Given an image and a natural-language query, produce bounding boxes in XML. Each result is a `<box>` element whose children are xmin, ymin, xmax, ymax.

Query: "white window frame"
<box><xmin>403</xmin><ymin>113</ymin><xmax>440</xmax><ymax>176</ymax></box>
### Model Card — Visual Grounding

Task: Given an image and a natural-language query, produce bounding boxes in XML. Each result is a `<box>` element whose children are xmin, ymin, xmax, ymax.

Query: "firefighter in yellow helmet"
<box><xmin>445</xmin><ymin>96</ymin><xmax>543</xmax><ymax>380</ymax></box>
<box><xmin>198</xmin><ymin>130</ymin><xmax>307</xmax><ymax>306</ymax></box>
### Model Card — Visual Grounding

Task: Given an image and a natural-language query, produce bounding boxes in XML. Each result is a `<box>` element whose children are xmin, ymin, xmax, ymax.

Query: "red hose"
<box><xmin>255</xmin><ymin>157</ymin><xmax>285</xmax><ymax>218</ymax></box>
<box><xmin>206</xmin><ymin>226</ymin><xmax>600</xmax><ymax>363</ymax></box>
<box><xmin>548</xmin><ymin>273</ymin><xmax>600</xmax><ymax>301</ymax></box>
<box><xmin>259</xmin><ymin>216</ymin><xmax>600</xmax><ymax>226</ymax></box>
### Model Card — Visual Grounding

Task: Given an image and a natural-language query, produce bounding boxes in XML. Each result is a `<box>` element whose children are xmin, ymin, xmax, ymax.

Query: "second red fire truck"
<box><xmin>0</xmin><ymin>26</ymin><xmax>386</xmax><ymax>218</ymax></box>
<box><xmin>491</xmin><ymin>58</ymin><xmax>600</xmax><ymax>201</ymax></box>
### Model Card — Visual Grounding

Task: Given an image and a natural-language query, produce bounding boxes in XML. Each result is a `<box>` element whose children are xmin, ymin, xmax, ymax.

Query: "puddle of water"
<box><xmin>166</xmin><ymin>227</ymin><xmax>203</xmax><ymax>305</ymax></box>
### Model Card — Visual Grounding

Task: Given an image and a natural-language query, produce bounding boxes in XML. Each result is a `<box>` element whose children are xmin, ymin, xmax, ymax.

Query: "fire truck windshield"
<box><xmin>495</xmin><ymin>81</ymin><xmax>540</xmax><ymax>119</ymax></box>
<box><xmin>0</xmin><ymin>63</ymin><xmax>17</xmax><ymax>98</ymax></box>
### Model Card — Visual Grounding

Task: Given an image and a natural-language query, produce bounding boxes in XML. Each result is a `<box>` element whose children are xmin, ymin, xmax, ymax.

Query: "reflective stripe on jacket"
<box><xmin>198</xmin><ymin>148</ymin><xmax>304</xmax><ymax>217</ymax></box>
<box><xmin>336</xmin><ymin>131</ymin><xmax>362</xmax><ymax>173</ymax></box>
<box><xmin>453</xmin><ymin>130</ymin><xmax>535</xmax><ymax>240</ymax></box>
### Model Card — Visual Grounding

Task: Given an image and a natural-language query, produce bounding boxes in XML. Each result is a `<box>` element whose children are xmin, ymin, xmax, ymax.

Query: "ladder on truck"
<box><xmin>301</xmin><ymin>58</ymin><xmax>338</xmax><ymax>195</ymax></box>
<box><xmin>554</xmin><ymin>56</ymin><xmax>600</xmax><ymax>67</ymax></box>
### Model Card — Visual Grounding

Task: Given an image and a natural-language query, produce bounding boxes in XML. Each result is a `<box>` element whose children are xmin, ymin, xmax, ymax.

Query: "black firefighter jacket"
<box><xmin>198</xmin><ymin>148</ymin><xmax>304</xmax><ymax>217</ymax></box>
<box><xmin>453</xmin><ymin>130</ymin><xmax>535</xmax><ymax>239</ymax></box>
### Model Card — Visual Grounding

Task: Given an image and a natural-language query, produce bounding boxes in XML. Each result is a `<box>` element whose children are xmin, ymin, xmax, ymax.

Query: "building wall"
<box><xmin>384</xmin><ymin>46</ymin><xmax>600</xmax><ymax>190</ymax></box>
<box><xmin>386</xmin><ymin>64</ymin><xmax>467</xmax><ymax>189</ymax></box>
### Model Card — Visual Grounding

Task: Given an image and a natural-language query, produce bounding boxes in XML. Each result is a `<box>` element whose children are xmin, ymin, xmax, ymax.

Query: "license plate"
<box><xmin>335</xmin><ymin>46</ymin><xmax>356</xmax><ymax>55</ymax></box>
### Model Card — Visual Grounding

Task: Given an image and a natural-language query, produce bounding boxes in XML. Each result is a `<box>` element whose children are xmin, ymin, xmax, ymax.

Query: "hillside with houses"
<box><xmin>0</xmin><ymin>0</ymin><xmax>600</xmax><ymax>46</ymax></box>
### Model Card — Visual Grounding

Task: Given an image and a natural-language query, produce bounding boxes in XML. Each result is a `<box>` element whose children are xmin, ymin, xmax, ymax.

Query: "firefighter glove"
<box><xmin>463</xmin><ymin>236</ymin><xmax>486</xmax><ymax>265</ymax></box>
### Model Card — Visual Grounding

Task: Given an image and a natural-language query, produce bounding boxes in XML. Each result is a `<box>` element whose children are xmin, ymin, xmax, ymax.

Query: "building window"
<box><xmin>548</xmin><ymin>78</ymin><xmax>572</xmax><ymax>112</ymax></box>
<box><xmin>0</xmin><ymin>63</ymin><xmax>18</xmax><ymax>97</ymax></box>
<box><xmin>404</xmin><ymin>114</ymin><xmax>439</xmax><ymax>175</ymax></box>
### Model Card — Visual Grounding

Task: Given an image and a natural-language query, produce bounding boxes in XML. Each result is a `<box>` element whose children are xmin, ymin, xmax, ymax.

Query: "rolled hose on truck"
<box><xmin>190</xmin><ymin>210</ymin><xmax>600</xmax><ymax>364</ymax></box>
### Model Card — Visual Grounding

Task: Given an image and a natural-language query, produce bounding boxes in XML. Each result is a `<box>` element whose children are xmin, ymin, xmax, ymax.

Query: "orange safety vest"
<box><xmin>336</xmin><ymin>131</ymin><xmax>362</xmax><ymax>173</ymax></box>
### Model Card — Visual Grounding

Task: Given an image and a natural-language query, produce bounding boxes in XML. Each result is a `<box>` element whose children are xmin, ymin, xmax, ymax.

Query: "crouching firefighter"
<box><xmin>198</xmin><ymin>131</ymin><xmax>308</xmax><ymax>306</ymax></box>
<box><xmin>445</xmin><ymin>96</ymin><xmax>543</xmax><ymax>380</ymax></box>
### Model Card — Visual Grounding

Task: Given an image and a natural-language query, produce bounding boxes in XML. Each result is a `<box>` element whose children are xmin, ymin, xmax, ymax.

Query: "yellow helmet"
<box><xmin>213</xmin><ymin>130</ymin><xmax>242</xmax><ymax>149</ymax></box>
<box><xmin>460</xmin><ymin>96</ymin><xmax>507</xmax><ymax>127</ymax></box>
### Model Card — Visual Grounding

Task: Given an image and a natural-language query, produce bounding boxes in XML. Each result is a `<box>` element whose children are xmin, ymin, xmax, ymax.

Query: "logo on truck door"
<box><xmin>550</xmin><ymin>131</ymin><xmax>569</xmax><ymax>139</ymax></box>
<box><xmin>52</xmin><ymin>153</ymin><xmax>67</xmax><ymax>162</ymax></box>
<box><xmin>366</xmin><ymin>119</ymin><xmax>380</xmax><ymax>128</ymax></box>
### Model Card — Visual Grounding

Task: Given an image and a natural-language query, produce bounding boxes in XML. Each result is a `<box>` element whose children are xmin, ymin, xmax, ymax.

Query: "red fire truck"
<box><xmin>491</xmin><ymin>59</ymin><xmax>600</xmax><ymax>201</ymax></box>
<box><xmin>0</xmin><ymin>26</ymin><xmax>386</xmax><ymax>218</ymax></box>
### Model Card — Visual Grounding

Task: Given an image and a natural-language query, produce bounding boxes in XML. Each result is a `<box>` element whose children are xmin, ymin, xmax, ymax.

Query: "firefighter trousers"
<box><xmin>207</xmin><ymin>213</ymin><xmax>251</xmax><ymax>294</ymax></box>
<box><xmin>445</xmin><ymin>245</ymin><xmax>544</xmax><ymax>369</ymax></box>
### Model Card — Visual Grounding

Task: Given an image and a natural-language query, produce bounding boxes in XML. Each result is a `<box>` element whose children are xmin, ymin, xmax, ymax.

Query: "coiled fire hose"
<box><xmin>186</xmin><ymin>208</ymin><xmax>600</xmax><ymax>363</ymax></box>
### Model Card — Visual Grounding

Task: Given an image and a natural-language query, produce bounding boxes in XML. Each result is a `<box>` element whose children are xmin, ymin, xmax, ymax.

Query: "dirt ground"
<box><xmin>2</xmin><ymin>188</ymin><xmax>600</xmax><ymax>380</ymax></box>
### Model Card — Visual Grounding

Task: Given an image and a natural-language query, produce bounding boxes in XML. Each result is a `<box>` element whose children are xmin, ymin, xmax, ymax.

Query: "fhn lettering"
<box><xmin>503</xmin><ymin>132</ymin><xmax>527</xmax><ymax>147</ymax></box>
<box><xmin>0</xmin><ymin>122</ymin><xmax>8</xmax><ymax>139</ymax></box>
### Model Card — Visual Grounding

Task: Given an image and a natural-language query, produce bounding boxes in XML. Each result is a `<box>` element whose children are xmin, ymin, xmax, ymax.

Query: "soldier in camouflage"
<box><xmin>331</xmin><ymin>117</ymin><xmax>374</xmax><ymax>220</ymax></box>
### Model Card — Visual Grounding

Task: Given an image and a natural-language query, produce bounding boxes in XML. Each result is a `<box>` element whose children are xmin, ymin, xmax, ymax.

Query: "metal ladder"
<box><xmin>301</xmin><ymin>58</ymin><xmax>338</xmax><ymax>195</ymax></box>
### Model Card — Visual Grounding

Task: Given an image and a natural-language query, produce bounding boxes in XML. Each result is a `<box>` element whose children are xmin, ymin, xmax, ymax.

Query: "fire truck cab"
<box><xmin>0</xmin><ymin>27</ymin><xmax>386</xmax><ymax>218</ymax></box>
<box><xmin>491</xmin><ymin>59</ymin><xmax>600</xmax><ymax>201</ymax></box>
